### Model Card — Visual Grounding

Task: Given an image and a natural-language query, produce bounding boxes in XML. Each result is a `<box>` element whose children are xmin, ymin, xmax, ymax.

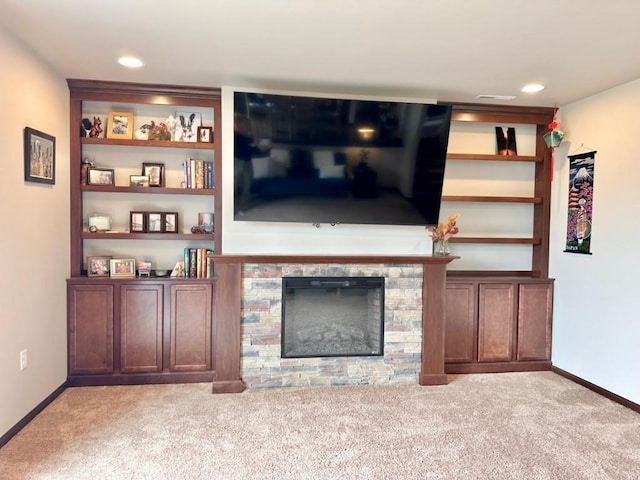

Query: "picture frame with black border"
<box><xmin>87</xmin><ymin>255</ymin><xmax>112</xmax><ymax>277</ymax></box>
<box><xmin>106</xmin><ymin>111</ymin><xmax>134</xmax><ymax>140</ymax></box>
<box><xmin>87</xmin><ymin>167</ymin><xmax>115</xmax><ymax>185</ymax></box>
<box><xmin>109</xmin><ymin>258</ymin><xmax>136</xmax><ymax>278</ymax></box>
<box><xmin>24</xmin><ymin>127</ymin><xmax>56</xmax><ymax>185</ymax></box>
<box><xmin>142</xmin><ymin>162</ymin><xmax>165</xmax><ymax>187</ymax></box>
<box><xmin>164</xmin><ymin>212</ymin><xmax>179</xmax><ymax>233</ymax></box>
<box><xmin>130</xmin><ymin>174</ymin><xmax>150</xmax><ymax>187</ymax></box>
<box><xmin>197</xmin><ymin>126</ymin><xmax>213</xmax><ymax>143</ymax></box>
<box><xmin>129</xmin><ymin>211</ymin><xmax>146</xmax><ymax>233</ymax></box>
<box><xmin>146</xmin><ymin>212</ymin><xmax>164</xmax><ymax>233</ymax></box>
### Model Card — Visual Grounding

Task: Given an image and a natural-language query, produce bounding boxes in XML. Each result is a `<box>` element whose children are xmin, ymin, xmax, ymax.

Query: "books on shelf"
<box><xmin>182</xmin><ymin>158</ymin><xmax>214</xmax><ymax>189</ymax></box>
<box><xmin>183</xmin><ymin>248</ymin><xmax>214</xmax><ymax>278</ymax></box>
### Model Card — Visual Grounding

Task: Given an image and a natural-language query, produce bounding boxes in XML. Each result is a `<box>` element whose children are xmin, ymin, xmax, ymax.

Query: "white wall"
<box><xmin>0</xmin><ymin>30</ymin><xmax>69</xmax><ymax>437</ymax></box>
<box><xmin>549</xmin><ymin>79</ymin><xmax>640</xmax><ymax>404</ymax></box>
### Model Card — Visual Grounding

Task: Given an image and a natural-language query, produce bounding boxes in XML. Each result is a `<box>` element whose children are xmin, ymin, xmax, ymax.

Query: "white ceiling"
<box><xmin>2</xmin><ymin>0</ymin><xmax>639</xmax><ymax>107</ymax></box>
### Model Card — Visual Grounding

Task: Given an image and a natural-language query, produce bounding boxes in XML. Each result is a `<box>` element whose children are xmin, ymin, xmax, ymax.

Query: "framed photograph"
<box><xmin>146</xmin><ymin>212</ymin><xmax>164</xmax><ymax>233</ymax></box>
<box><xmin>87</xmin><ymin>167</ymin><xmax>115</xmax><ymax>185</ymax></box>
<box><xmin>110</xmin><ymin>258</ymin><xmax>136</xmax><ymax>278</ymax></box>
<box><xmin>197</xmin><ymin>126</ymin><xmax>213</xmax><ymax>143</ymax></box>
<box><xmin>174</xmin><ymin>111</ymin><xmax>202</xmax><ymax>142</ymax></box>
<box><xmin>24</xmin><ymin>127</ymin><xmax>56</xmax><ymax>185</ymax></box>
<box><xmin>130</xmin><ymin>211</ymin><xmax>146</xmax><ymax>233</ymax></box>
<box><xmin>87</xmin><ymin>256</ymin><xmax>112</xmax><ymax>277</ymax></box>
<box><xmin>164</xmin><ymin>212</ymin><xmax>178</xmax><ymax>233</ymax></box>
<box><xmin>130</xmin><ymin>175</ymin><xmax>150</xmax><ymax>187</ymax></box>
<box><xmin>106</xmin><ymin>112</ymin><xmax>134</xmax><ymax>140</ymax></box>
<box><xmin>142</xmin><ymin>162</ymin><xmax>165</xmax><ymax>187</ymax></box>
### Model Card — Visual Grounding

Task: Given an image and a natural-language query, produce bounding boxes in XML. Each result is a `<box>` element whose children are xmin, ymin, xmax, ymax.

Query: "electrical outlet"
<box><xmin>20</xmin><ymin>349</ymin><xmax>27</xmax><ymax>371</ymax></box>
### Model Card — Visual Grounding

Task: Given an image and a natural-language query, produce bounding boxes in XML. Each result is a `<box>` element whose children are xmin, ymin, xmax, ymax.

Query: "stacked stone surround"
<box><xmin>241</xmin><ymin>263</ymin><xmax>424</xmax><ymax>388</ymax></box>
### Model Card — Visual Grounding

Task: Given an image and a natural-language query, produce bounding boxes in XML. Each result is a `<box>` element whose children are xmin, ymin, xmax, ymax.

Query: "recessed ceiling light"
<box><xmin>521</xmin><ymin>83</ymin><xmax>545</xmax><ymax>93</ymax></box>
<box><xmin>118</xmin><ymin>56</ymin><xmax>144</xmax><ymax>68</ymax></box>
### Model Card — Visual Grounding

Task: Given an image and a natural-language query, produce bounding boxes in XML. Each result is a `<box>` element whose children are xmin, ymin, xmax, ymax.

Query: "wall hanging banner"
<box><xmin>565</xmin><ymin>151</ymin><xmax>596</xmax><ymax>254</ymax></box>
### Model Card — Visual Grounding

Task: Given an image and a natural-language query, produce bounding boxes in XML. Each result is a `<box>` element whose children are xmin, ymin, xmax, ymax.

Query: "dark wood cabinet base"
<box><xmin>67</xmin><ymin>371</ymin><xmax>214</xmax><ymax>387</ymax></box>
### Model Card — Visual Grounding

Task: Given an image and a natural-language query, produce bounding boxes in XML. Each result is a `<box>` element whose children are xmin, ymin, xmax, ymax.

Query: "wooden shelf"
<box><xmin>446</xmin><ymin>153</ymin><xmax>543</xmax><ymax>163</ymax></box>
<box><xmin>451</xmin><ymin>237</ymin><xmax>541</xmax><ymax>245</ymax></box>
<box><xmin>81</xmin><ymin>232</ymin><xmax>214</xmax><ymax>240</ymax></box>
<box><xmin>81</xmin><ymin>137</ymin><xmax>214</xmax><ymax>149</ymax></box>
<box><xmin>442</xmin><ymin>195</ymin><xmax>541</xmax><ymax>204</ymax></box>
<box><xmin>81</xmin><ymin>185</ymin><xmax>214</xmax><ymax>195</ymax></box>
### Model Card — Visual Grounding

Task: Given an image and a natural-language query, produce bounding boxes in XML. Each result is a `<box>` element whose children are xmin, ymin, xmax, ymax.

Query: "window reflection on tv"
<box><xmin>233</xmin><ymin>91</ymin><xmax>452</xmax><ymax>227</ymax></box>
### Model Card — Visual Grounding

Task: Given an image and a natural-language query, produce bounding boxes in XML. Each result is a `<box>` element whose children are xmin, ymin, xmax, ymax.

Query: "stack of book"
<box><xmin>183</xmin><ymin>158</ymin><xmax>214</xmax><ymax>189</ymax></box>
<box><xmin>183</xmin><ymin>248</ymin><xmax>214</xmax><ymax>278</ymax></box>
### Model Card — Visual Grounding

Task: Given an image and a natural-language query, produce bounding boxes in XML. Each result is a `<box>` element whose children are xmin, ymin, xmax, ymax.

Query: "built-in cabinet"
<box><xmin>67</xmin><ymin>279</ymin><xmax>213</xmax><ymax>385</ymax></box>
<box><xmin>440</xmin><ymin>103</ymin><xmax>555</xmax><ymax>373</ymax></box>
<box><xmin>444</xmin><ymin>278</ymin><xmax>553</xmax><ymax>373</ymax></box>
<box><xmin>66</xmin><ymin>80</ymin><xmax>221</xmax><ymax>386</ymax></box>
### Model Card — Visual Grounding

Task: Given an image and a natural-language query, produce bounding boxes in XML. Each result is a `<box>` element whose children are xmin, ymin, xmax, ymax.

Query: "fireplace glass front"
<box><xmin>281</xmin><ymin>277</ymin><xmax>384</xmax><ymax>358</ymax></box>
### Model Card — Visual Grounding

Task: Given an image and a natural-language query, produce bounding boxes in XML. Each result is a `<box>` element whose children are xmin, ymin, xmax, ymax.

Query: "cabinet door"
<box><xmin>170</xmin><ymin>283</ymin><xmax>212</xmax><ymax>371</ymax></box>
<box><xmin>445</xmin><ymin>283</ymin><xmax>476</xmax><ymax>363</ymax></box>
<box><xmin>478</xmin><ymin>283</ymin><xmax>516</xmax><ymax>362</ymax></box>
<box><xmin>517</xmin><ymin>283</ymin><xmax>553</xmax><ymax>361</ymax></box>
<box><xmin>120</xmin><ymin>284</ymin><xmax>163</xmax><ymax>373</ymax></box>
<box><xmin>68</xmin><ymin>283</ymin><xmax>114</xmax><ymax>374</ymax></box>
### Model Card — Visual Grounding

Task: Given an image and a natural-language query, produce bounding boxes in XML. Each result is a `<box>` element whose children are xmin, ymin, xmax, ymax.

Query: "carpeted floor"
<box><xmin>1</xmin><ymin>372</ymin><xmax>639</xmax><ymax>479</ymax></box>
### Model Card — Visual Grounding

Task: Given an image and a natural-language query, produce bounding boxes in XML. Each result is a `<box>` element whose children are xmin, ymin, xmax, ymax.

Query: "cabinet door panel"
<box><xmin>517</xmin><ymin>283</ymin><xmax>553</xmax><ymax>361</ymax></box>
<box><xmin>170</xmin><ymin>284</ymin><xmax>212</xmax><ymax>371</ymax></box>
<box><xmin>478</xmin><ymin>283</ymin><xmax>515</xmax><ymax>362</ymax></box>
<box><xmin>68</xmin><ymin>284</ymin><xmax>114</xmax><ymax>374</ymax></box>
<box><xmin>445</xmin><ymin>283</ymin><xmax>477</xmax><ymax>363</ymax></box>
<box><xmin>120</xmin><ymin>284</ymin><xmax>163</xmax><ymax>373</ymax></box>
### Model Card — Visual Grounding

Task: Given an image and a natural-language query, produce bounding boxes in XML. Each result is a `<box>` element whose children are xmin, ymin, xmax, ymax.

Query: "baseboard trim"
<box><xmin>0</xmin><ymin>382</ymin><xmax>67</xmax><ymax>449</ymax></box>
<box><xmin>552</xmin><ymin>366</ymin><xmax>640</xmax><ymax>414</ymax></box>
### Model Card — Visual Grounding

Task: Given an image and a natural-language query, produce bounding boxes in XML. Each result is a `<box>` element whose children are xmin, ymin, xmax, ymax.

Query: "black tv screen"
<box><xmin>233</xmin><ymin>91</ymin><xmax>452</xmax><ymax>226</ymax></box>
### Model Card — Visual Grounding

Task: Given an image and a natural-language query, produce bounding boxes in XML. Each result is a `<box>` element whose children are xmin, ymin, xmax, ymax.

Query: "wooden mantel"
<box><xmin>210</xmin><ymin>254</ymin><xmax>458</xmax><ymax>393</ymax></box>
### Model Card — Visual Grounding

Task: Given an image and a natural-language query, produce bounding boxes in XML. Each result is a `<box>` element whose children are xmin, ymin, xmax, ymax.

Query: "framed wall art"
<box><xmin>87</xmin><ymin>256</ymin><xmax>112</xmax><ymax>277</ymax></box>
<box><xmin>24</xmin><ymin>127</ymin><xmax>56</xmax><ymax>185</ymax></box>
<box><xmin>106</xmin><ymin>112</ymin><xmax>134</xmax><ymax>140</ymax></box>
<box><xmin>110</xmin><ymin>258</ymin><xmax>136</xmax><ymax>278</ymax></box>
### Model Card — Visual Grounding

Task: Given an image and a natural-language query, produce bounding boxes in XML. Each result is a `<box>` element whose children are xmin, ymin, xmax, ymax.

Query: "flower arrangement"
<box><xmin>427</xmin><ymin>213</ymin><xmax>460</xmax><ymax>242</ymax></box>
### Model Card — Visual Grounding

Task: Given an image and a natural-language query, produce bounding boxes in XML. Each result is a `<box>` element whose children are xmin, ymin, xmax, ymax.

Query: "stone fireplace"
<box><xmin>240</xmin><ymin>263</ymin><xmax>424</xmax><ymax>388</ymax></box>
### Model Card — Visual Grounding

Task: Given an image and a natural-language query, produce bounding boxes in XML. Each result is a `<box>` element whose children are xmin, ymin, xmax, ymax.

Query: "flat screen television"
<box><xmin>233</xmin><ymin>90</ymin><xmax>452</xmax><ymax>227</ymax></box>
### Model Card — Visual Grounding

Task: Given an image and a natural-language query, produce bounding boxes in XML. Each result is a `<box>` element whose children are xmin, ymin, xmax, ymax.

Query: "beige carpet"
<box><xmin>1</xmin><ymin>372</ymin><xmax>639</xmax><ymax>480</ymax></box>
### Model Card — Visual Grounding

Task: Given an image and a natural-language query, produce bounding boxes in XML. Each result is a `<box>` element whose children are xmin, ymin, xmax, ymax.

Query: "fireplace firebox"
<box><xmin>281</xmin><ymin>277</ymin><xmax>384</xmax><ymax>358</ymax></box>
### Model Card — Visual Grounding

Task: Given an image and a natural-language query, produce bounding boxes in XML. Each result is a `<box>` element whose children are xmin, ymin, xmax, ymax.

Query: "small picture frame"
<box><xmin>130</xmin><ymin>175</ymin><xmax>150</xmax><ymax>187</ymax></box>
<box><xmin>137</xmin><ymin>260</ymin><xmax>152</xmax><ymax>278</ymax></box>
<box><xmin>142</xmin><ymin>162</ymin><xmax>165</xmax><ymax>187</ymax></box>
<box><xmin>129</xmin><ymin>211</ymin><xmax>146</xmax><ymax>233</ymax></box>
<box><xmin>164</xmin><ymin>212</ymin><xmax>179</xmax><ymax>233</ymax></box>
<box><xmin>24</xmin><ymin>127</ymin><xmax>56</xmax><ymax>185</ymax></box>
<box><xmin>87</xmin><ymin>167</ymin><xmax>115</xmax><ymax>185</ymax></box>
<box><xmin>106</xmin><ymin>112</ymin><xmax>134</xmax><ymax>140</ymax></box>
<box><xmin>87</xmin><ymin>256</ymin><xmax>112</xmax><ymax>277</ymax></box>
<box><xmin>110</xmin><ymin>259</ymin><xmax>136</xmax><ymax>278</ymax></box>
<box><xmin>146</xmin><ymin>212</ymin><xmax>164</xmax><ymax>233</ymax></box>
<box><xmin>197</xmin><ymin>126</ymin><xmax>213</xmax><ymax>143</ymax></box>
